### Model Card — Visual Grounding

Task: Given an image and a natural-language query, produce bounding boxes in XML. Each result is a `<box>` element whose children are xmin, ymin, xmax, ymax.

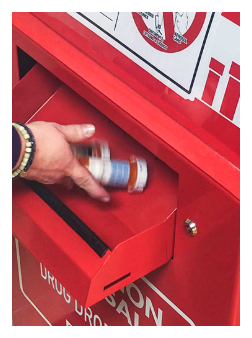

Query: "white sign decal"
<box><xmin>68</xmin><ymin>12</ymin><xmax>240</xmax><ymax>127</ymax></box>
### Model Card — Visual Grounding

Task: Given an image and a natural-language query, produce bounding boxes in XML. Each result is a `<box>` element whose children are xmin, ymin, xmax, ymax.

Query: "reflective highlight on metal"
<box><xmin>184</xmin><ymin>219</ymin><xmax>197</xmax><ymax>236</ymax></box>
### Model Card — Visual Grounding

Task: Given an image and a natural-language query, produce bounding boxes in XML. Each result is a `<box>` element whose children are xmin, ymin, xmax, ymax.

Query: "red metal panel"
<box><xmin>12</xmin><ymin>238</ymin><xmax>49</xmax><ymax>326</ymax></box>
<box><xmin>29</xmin><ymin>12</ymin><xmax>240</xmax><ymax>167</ymax></box>
<box><xmin>12</xmin><ymin>13</ymin><xmax>239</xmax><ymax>199</ymax></box>
<box><xmin>12</xmin><ymin>64</ymin><xmax>62</xmax><ymax>123</ymax></box>
<box><xmin>13</xmin><ymin>238</ymin><xmax>194</xmax><ymax>326</ymax></box>
<box><xmin>12</xmin><ymin>12</ymin><xmax>240</xmax><ymax>326</ymax></box>
<box><xmin>12</xmin><ymin>44</ymin><xmax>19</xmax><ymax>87</ymax></box>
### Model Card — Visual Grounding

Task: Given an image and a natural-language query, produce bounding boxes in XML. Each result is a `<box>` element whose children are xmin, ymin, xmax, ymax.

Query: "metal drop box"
<box><xmin>12</xmin><ymin>12</ymin><xmax>240</xmax><ymax>326</ymax></box>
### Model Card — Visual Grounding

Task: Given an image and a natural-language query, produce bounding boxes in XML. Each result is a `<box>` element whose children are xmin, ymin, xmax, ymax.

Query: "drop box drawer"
<box><xmin>12</xmin><ymin>64</ymin><xmax>178</xmax><ymax>308</ymax></box>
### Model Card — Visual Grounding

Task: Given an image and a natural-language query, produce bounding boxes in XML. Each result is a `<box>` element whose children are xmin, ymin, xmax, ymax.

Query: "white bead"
<box><xmin>24</xmin><ymin>153</ymin><xmax>30</xmax><ymax>159</ymax></box>
<box><xmin>26</xmin><ymin>148</ymin><xmax>32</xmax><ymax>153</ymax></box>
<box><xmin>19</xmin><ymin>126</ymin><xmax>25</xmax><ymax>132</ymax></box>
<box><xmin>26</xmin><ymin>141</ymin><xmax>32</xmax><ymax>147</ymax></box>
<box><xmin>24</xmin><ymin>133</ymin><xmax>30</xmax><ymax>139</ymax></box>
<box><xmin>19</xmin><ymin>165</ymin><xmax>25</xmax><ymax>170</ymax></box>
<box><xmin>21</xmin><ymin>160</ymin><xmax>27</xmax><ymax>167</ymax></box>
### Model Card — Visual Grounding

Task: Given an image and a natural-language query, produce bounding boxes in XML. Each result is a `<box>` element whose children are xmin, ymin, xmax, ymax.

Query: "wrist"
<box><xmin>12</xmin><ymin>122</ymin><xmax>36</xmax><ymax>179</ymax></box>
<box><xmin>12</xmin><ymin>127</ymin><xmax>26</xmax><ymax>171</ymax></box>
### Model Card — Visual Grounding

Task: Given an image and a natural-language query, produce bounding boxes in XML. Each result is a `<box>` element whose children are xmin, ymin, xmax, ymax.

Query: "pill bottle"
<box><xmin>79</xmin><ymin>156</ymin><xmax>148</xmax><ymax>192</ymax></box>
<box><xmin>70</xmin><ymin>140</ymin><xmax>110</xmax><ymax>159</ymax></box>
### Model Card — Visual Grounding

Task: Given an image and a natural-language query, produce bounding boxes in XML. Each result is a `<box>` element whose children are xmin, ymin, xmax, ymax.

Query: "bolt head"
<box><xmin>184</xmin><ymin>219</ymin><xmax>197</xmax><ymax>236</ymax></box>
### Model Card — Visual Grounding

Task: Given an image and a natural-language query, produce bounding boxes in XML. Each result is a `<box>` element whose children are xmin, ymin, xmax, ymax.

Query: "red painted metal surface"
<box><xmin>12</xmin><ymin>64</ymin><xmax>177</xmax><ymax>309</ymax></box>
<box><xmin>30</xmin><ymin>12</ymin><xmax>240</xmax><ymax>168</ymax></box>
<box><xmin>12</xmin><ymin>43</ymin><xmax>19</xmax><ymax>87</ymax></box>
<box><xmin>12</xmin><ymin>64</ymin><xmax>62</xmax><ymax>123</ymax></box>
<box><xmin>12</xmin><ymin>13</ymin><xmax>239</xmax><ymax>199</ymax></box>
<box><xmin>12</xmin><ymin>12</ymin><xmax>240</xmax><ymax>326</ymax></box>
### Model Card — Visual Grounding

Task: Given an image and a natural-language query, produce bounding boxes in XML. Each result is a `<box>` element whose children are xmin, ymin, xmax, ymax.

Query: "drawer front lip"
<box><xmin>13</xmin><ymin>180</ymin><xmax>176</xmax><ymax>308</ymax></box>
<box><xmin>13</xmin><ymin>236</ymin><xmax>195</xmax><ymax>326</ymax></box>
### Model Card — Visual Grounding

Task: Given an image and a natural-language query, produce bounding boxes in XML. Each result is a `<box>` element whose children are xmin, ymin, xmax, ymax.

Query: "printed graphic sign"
<box><xmin>70</xmin><ymin>12</ymin><xmax>214</xmax><ymax>98</ymax></box>
<box><xmin>68</xmin><ymin>12</ymin><xmax>240</xmax><ymax>128</ymax></box>
<box><xmin>15</xmin><ymin>239</ymin><xmax>195</xmax><ymax>326</ymax></box>
<box><xmin>133</xmin><ymin>12</ymin><xmax>206</xmax><ymax>53</ymax></box>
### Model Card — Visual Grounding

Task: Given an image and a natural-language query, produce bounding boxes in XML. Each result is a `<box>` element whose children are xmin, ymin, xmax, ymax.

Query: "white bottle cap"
<box><xmin>128</xmin><ymin>157</ymin><xmax>148</xmax><ymax>193</ymax></box>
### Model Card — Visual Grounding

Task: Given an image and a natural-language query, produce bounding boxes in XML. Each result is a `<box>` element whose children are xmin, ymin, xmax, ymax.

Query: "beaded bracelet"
<box><xmin>12</xmin><ymin>122</ymin><xmax>36</xmax><ymax>179</ymax></box>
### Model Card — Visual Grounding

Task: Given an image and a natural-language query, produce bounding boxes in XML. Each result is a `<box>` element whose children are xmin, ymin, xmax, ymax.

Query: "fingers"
<box><xmin>67</xmin><ymin>158</ymin><xmax>110</xmax><ymax>202</ymax></box>
<box><xmin>56</xmin><ymin>123</ymin><xmax>96</xmax><ymax>143</ymax></box>
<box><xmin>57</xmin><ymin>177</ymin><xmax>74</xmax><ymax>190</ymax></box>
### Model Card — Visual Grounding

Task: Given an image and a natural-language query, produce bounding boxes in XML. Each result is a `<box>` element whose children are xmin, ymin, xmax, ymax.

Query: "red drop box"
<box><xmin>12</xmin><ymin>64</ymin><xmax>178</xmax><ymax>308</ymax></box>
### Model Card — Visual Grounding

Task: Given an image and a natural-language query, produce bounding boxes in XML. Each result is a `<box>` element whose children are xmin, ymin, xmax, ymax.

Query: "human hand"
<box><xmin>22</xmin><ymin>121</ymin><xmax>110</xmax><ymax>202</ymax></box>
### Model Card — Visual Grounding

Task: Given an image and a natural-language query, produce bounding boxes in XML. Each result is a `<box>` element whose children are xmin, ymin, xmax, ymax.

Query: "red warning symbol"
<box><xmin>132</xmin><ymin>12</ymin><xmax>207</xmax><ymax>53</ymax></box>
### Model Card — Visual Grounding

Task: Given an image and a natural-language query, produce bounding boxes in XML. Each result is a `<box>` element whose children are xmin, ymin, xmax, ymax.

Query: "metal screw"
<box><xmin>184</xmin><ymin>219</ymin><xmax>197</xmax><ymax>237</ymax></box>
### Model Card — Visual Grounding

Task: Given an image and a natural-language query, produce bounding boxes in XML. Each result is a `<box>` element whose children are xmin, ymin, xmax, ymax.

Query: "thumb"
<box><xmin>56</xmin><ymin>123</ymin><xmax>96</xmax><ymax>143</ymax></box>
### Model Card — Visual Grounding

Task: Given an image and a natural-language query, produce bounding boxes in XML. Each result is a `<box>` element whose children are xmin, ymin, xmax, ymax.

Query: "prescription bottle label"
<box><xmin>108</xmin><ymin>161</ymin><xmax>130</xmax><ymax>187</ymax></box>
<box><xmin>88</xmin><ymin>158</ymin><xmax>130</xmax><ymax>187</ymax></box>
